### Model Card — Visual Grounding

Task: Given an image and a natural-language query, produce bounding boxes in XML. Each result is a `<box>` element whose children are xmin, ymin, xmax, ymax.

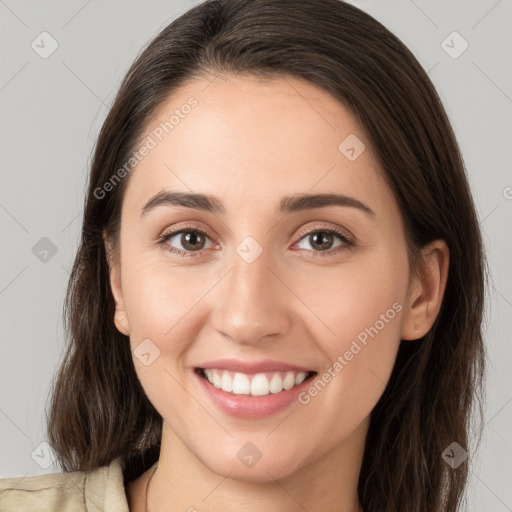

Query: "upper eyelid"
<box><xmin>160</xmin><ymin>222</ymin><xmax>216</xmax><ymax>240</ymax></box>
<box><xmin>295</xmin><ymin>224</ymin><xmax>353</xmax><ymax>242</ymax></box>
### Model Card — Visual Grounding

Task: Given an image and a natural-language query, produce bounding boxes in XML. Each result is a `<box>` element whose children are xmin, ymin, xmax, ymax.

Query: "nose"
<box><xmin>211</xmin><ymin>253</ymin><xmax>292</xmax><ymax>346</ymax></box>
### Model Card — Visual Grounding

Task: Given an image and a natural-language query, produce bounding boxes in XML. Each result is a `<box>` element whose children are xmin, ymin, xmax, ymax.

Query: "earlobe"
<box><xmin>103</xmin><ymin>230</ymin><xmax>130</xmax><ymax>336</ymax></box>
<box><xmin>114</xmin><ymin>310</ymin><xmax>130</xmax><ymax>336</ymax></box>
<box><xmin>112</xmin><ymin>281</ymin><xmax>130</xmax><ymax>336</ymax></box>
<box><xmin>401</xmin><ymin>240</ymin><xmax>449</xmax><ymax>341</ymax></box>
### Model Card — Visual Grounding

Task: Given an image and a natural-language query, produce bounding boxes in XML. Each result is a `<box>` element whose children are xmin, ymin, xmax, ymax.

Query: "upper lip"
<box><xmin>197</xmin><ymin>359</ymin><xmax>314</xmax><ymax>374</ymax></box>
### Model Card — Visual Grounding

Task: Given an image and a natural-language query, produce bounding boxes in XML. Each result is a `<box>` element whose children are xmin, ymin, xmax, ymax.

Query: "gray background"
<box><xmin>0</xmin><ymin>0</ymin><xmax>510</xmax><ymax>510</ymax></box>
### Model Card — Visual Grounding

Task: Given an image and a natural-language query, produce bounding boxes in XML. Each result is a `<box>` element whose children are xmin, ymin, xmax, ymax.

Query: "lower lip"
<box><xmin>195</xmin><ymin>370</ymin><xmax>315</xmax><ymax>419</ymax></box>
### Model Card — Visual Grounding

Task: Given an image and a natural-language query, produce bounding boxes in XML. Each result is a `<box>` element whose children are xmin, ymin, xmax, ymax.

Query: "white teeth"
<box><xmin>232</xmin><ymin>373</ymin><xmax>251</xmax><ymax>395</ymax></box>
<box><xmin>269</xmin><ymin>373</ymin><xmax>283</xmax><ymax>393</ymax></box>
<box><xmin>221</xmin><ymin>372</ymin><xmax>233</xmax><ymax>392</ymax></box>
<box><xmin>202</xmin><ymin>369</ymin><xmax>310</xmax><ymax>396</ymax></box>
<box><xmin>212</xmin><ymin>370</ymin><xmax>221</xmax><ymax>389</ymax></box>
<box><xmin>295</xmin><ymin>372</ymin><xmax>307</xmax><ymax>385</ymax></box>
<box><xmin>251</xmin><ymin>373</ymin><xmax>270</xmax><ymax>396</ymax></box>
<box><xmin>282</xmin><ymin>372</ymin><xmax>295</xmax><ymax>390</ymax></box>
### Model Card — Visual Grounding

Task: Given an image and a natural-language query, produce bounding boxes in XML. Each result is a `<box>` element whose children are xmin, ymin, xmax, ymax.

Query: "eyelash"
<box><xmin>156</xmin><ymin>223</ymin><xmax>354</xmax><ymax>259</ymax></box>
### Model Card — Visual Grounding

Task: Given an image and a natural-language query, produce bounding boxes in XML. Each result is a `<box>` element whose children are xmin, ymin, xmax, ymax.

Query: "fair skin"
<box><xmin>105</xmin><ymin>73</ymin><xmax>449</xmax><ymax>512</ymax></box>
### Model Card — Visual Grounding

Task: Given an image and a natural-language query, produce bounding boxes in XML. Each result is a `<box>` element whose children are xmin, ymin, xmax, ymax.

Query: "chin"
<box><xmin>196</xmin><ymin>442</ymin><xmax>308</xmax><ymax>483</ymax></box>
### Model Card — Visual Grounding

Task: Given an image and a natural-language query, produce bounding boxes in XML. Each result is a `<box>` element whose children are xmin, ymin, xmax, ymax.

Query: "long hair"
<box><xmin>46</xmin><ymin>1</ymin><xmax>487</xmax><ymax>510</ymax></box>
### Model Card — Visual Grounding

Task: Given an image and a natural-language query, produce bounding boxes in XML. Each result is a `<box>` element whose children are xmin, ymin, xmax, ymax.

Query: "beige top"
<box><xmin>0</xmin><ymin>457</ymin><xmax>130</xmax><ymax>511</ymax></box>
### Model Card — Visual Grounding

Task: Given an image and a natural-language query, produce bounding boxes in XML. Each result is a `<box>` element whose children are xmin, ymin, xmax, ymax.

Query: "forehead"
<box><xmin>122</xmin><ymin>73</ymin><xmax>394</xmax><ymax>219</ymax></box>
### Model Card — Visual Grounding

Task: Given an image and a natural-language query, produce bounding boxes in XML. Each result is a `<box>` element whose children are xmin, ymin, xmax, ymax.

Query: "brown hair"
<box><xmin>46</xmin><ymin>1</ymin><xmax>487</xmax><ymax>510</ymax></box>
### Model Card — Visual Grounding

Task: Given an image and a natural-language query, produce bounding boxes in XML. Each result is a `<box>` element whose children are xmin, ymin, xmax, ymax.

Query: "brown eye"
<box><xmin>180</xmin><ymin>231</ymin><xmax>206</xmax><ymax>251</ymax></box>
<box><xmin>160</xmin><ymin>228</ymin><xmax>215</xmax><ymax>255</ymax></box>
<box><xmin>293</xmin><ymin>227</ymin><xmax>354</xmax><ymax>257</ymax></box>
<box><xmin>308</xmin><ymin>231</ymin><xmax>335</xmax><ymax>251</ymax></box>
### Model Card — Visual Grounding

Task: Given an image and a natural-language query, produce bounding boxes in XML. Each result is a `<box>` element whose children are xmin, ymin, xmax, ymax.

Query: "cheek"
<box><xmin>296</xmin><ymin>252</ymin><xmax>407</xmax><ymax>351</ymax></box>
<box><xmin>294</xmin><ymin>250</ymin><xmax>407</xmax><ymax>414</ymax></box>
<box><xmin>120</xmin><ymin>256</ymin><xmax>204</xmax><ymax>419</ymax></box>
<box><xmin>122</xmin><ymin>255</ymin><xmax>215</xmax><ymax>340</ymax></box>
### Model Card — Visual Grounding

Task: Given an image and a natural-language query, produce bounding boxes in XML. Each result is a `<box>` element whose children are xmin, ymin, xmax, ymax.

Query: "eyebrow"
<box><xmin>141</xmin><ymin>190</ymin><xmax>376</xmax><ymax>217</ymax></box>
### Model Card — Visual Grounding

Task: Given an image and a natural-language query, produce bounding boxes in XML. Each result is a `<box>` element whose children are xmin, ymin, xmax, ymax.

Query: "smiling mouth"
<box><xmin>195</xmin><ymin>368</ymin><xmax>317</xmax><ymax>397</ymax></box>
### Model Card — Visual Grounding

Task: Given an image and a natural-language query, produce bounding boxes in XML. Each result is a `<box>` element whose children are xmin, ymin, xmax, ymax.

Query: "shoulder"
<box><xmin>0</xmin><ymin>457</ymin><xmax>129</xmax><ymax>511</ymax></box>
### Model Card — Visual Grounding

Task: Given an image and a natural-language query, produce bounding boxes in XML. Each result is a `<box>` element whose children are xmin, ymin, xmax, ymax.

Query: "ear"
<box><xmin>103</xmin><ymin>230</ymin><xmax>130</xmax><ymax>336</ymax></box>
<box><xmin>401</xmin><ymin>239</ymin><xmax>449</xmax><ymax>340</ymax></box>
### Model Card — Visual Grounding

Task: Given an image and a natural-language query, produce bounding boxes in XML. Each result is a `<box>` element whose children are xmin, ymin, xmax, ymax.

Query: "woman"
<box><xmin>0</xmin><ymin>0</ymin><xmax>486</xmax><ymax>511</ymax></box>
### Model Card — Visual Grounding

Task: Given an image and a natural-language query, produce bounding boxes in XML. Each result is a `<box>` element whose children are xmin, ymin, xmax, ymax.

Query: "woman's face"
<box><xmin>110</xmin><ymin>73</ymin><xmax>416</xmax><ymax>482</ymax></box>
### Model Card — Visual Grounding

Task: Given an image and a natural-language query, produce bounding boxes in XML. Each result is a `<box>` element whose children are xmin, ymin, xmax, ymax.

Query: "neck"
<box><xmin>146</xmin><ymin>419</ymin><xmax>367</xmax><ymax>512</ymax></box>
